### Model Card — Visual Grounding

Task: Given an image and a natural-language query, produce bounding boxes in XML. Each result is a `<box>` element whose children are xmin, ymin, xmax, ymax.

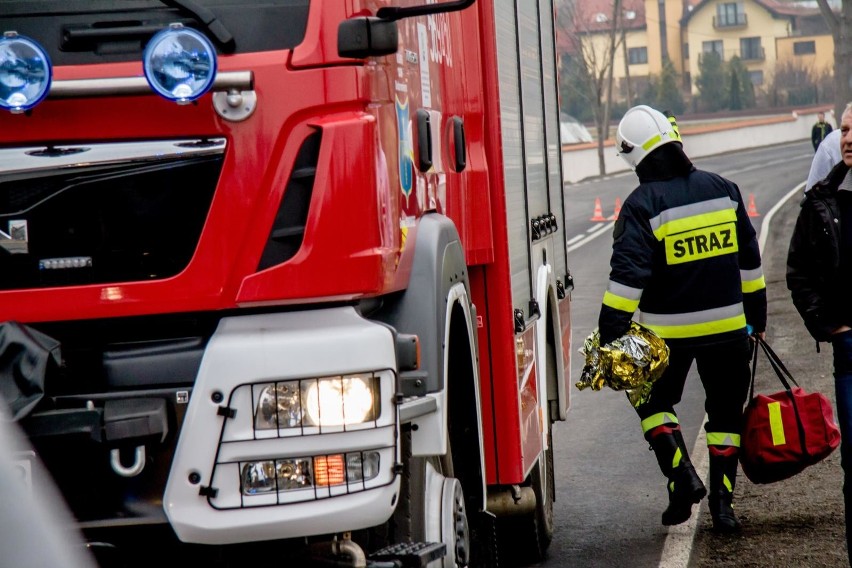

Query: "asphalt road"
<box><xmin>539</xmin><ymin>140</ymin><xmax>815</xmax><ymax>568</ymax></box>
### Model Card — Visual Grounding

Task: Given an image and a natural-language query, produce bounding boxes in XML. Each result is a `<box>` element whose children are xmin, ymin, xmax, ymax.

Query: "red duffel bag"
<box><xmin>740</xmin><ymin>336</ymin><xmax>841</xmax><ymax>485</ymax></box>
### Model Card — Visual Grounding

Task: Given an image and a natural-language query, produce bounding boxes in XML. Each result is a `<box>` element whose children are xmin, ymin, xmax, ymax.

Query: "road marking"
<box><xmin>657</xmin><ymin>180</ymin><xmax>806</xmax><ymax>568</ymax></box>
<box><xmin>567</xmin><ymin>222</ymin><xmax>614</xmax><ymax>253</ymax></box>
<box><xmin>722</xmin><ymin>155</ymin><xmax>812</xmax><ymax>178</ymax></box>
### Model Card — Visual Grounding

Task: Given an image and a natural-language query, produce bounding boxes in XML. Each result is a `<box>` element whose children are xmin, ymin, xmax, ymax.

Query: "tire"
<box><xmin>497</xmin><ymin>430</ymin><xmax>555</xmax><ymax>566</ymax></box>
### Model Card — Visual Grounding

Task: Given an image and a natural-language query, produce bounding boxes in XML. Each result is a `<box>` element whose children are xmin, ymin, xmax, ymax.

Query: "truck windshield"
<box><xmin>0</xmin><ymin>0</ymin><xmax>311</xmax><ymax>64</ymax></box>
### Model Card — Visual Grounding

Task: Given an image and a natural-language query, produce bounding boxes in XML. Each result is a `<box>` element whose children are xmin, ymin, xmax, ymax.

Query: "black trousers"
<box><xmin>637</xmin><ymin>337</ymin><xmax>752</xmax><ymax>437</ymax></box>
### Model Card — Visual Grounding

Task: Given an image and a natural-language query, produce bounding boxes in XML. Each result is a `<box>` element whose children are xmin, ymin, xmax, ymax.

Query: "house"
<box><xmin>558</xmin><ymin>0</ymin><xmax>834</xmax><ymax>104</ymax></box>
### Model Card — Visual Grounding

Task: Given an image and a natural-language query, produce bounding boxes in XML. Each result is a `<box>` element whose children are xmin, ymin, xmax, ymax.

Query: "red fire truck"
<box><xmin>0</xmin><ymin>0</ymin><xmax>572</xmax><ymax>566</ymax></box>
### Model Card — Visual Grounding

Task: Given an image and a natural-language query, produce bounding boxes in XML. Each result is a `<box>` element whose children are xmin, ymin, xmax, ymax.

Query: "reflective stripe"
<box><xmin>742</xmin><ymin>274</ymin><xmax>766</xmax><ymax>293</ymax></box>
<box><xmin>723</xmin><ymin>474</ymin><xmax>732</xmax><ymax>493</ymax></box>
<box><xmin>639</xmin><ymin>304</ymin><xmax>746</xmax><ymax>339</ymax></box>
<box><xmin>706</xmin><ymin>432</ymin><xmax>741</xmax><ymax>447</ymax></box>
<box><xmin>649</xmin><ymin>197</ymin><xmax>738</xmax><ymax>240</ymax></box>
<box><xmin>668</xmin><ymin>116</ymin><xmax>681</xmax><ymax>142</ymax></box>
<box><xmin>603</xmin><ymin>291</ymin><xmax>640</xmax><ymax>313</ymax></box>
<box><xmin>641</xmin><ymin>412</ymin><xmax>679</xmax><ymax>433</ymax></box>
<box><xmin>741</xmin><ymin>267</ymin><xmax>766</xmax><ymax>293</ymax></box>
<box><xmin>642</xmin><ymin>315</ymin><xmax>746</xmax><ymax>339</ymax></box>
<box><xmin>602</xmin><ymin>281</ymin><xmax>643</xmax><ymax>313</ymax></box>
<box><xmin>768</xmin><ymin>402</ymin><xmax>786</xmax><ymax>446</ymax></box>
<box><xmin>642</xmin><ymin>133</ymin><xmax>662</xmax><ymax>151</ymax></box>
<box><xmin>672</xmin><ymin>447</ymin><xmax>683</xmax><ymax>468</ymax></box>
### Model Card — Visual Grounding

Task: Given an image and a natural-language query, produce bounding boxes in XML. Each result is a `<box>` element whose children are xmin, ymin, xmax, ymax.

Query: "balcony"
<box><xmin>713</xmin><ymin>13</ymin><xmax>748</xmax><ymax>28</ymax></box>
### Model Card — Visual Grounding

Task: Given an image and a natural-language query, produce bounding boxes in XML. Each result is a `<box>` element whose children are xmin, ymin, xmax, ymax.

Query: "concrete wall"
<box><xmin>562</xmin><ymin>109</ymin><xmax>826</xmax><ymax>184</ymax></box>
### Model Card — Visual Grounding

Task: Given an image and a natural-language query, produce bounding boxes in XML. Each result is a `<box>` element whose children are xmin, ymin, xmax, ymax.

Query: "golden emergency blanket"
<box><xmin>577</xmin><ymin>322</ymin><xmax>670</xmax><ymax>407</ymax></box>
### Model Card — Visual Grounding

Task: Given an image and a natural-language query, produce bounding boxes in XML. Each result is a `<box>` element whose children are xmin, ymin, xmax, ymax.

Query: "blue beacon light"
<box><xmin>143</xmin><ymin>24</ymin><xmax>218</xmax><ymax>104</ymax></box>
<box><xmin>0</xmin><ymin>32</ymin><xmax>52</xmax><ymax>114</ymax></box>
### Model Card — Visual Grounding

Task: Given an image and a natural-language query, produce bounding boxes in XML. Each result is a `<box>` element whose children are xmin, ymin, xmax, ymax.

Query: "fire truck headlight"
<box><xmin>253</xmin><ymin>375</ymin><xmax>379</xmax><ymax>430</ymax></box>
<box><xmin>254</xmin><ymin>381</ymin><xmax>303</xmax><ymax>430</ymax></box>
<box><xmin>143</xmin><ymin>24</ymin><xmax>217</xmax><ymax>104</ymax></box>
<box><xmin>304</xmin><ymin>375</ymin><xmax>377</xmax><ymax>427</ymax></box>
<box><xmin>0</xmin><ymin>32</ymin><xmax>51</xmax><ymax>114</ymax></box>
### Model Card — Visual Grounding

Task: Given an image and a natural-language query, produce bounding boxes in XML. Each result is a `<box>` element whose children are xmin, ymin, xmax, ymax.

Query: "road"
<box><xmin>540</xmin><ymin>141</ymin><xmax>815</xmax><ymax>568</ymax></box>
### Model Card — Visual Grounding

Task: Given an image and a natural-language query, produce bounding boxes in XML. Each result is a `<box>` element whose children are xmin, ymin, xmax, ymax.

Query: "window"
<box><xmin>748</xmin><ymin>70</ymin><xmax>764</xmax><ymax>86</ymax></box>
<box><xmin>740</xmin><ymin>37</ymin><xmax>763</xmax><ymax>60</ymax></box>
<box><xmin>702</xmin><ymin>40</ymin><xmax>724</xmax><ymax>60</ymax></box>
<box><xmin>794</xmin><ymin>41</ymin><xmax>816</xmax><ymax>55</ymax></box>
<box><xmin>594</xmin><ymin>13</ymin><xmax>608</xmax><ymax>23</ymax></box>
<box><xmin>716</xmin><ymin>2</ymin><xmax>746</xmax><ymax>27</ymax></box>
<box><xmin>628</xmin><ymin>46</ymin><xmax>648</xmax><ymax>65</ymax></box>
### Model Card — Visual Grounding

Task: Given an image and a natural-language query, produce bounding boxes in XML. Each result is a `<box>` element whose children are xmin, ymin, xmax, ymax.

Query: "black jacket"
<box><xmin>598</xmin><ymin>144</ymin><xmax>767</xmax><ymax>347</ymax></box>
<box><xmin>787</xmin><ymin>161</ymin><xmax>850</xmax><ymax>341</ymax></box>
<box><xmin>812</xmin><ymin>121</ymin><xmax>833</xmax><ymax>151</ymax></box>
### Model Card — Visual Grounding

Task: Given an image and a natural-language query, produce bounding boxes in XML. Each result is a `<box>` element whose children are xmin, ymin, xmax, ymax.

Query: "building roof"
<box><xmin>569</xmin><ymin>0</ymin><xmax>647</xmax><ymax>34</ymax></box>
<box><xmin>681</xmin><ymin>0</ymin><xmax>821</xmax><ymax>25</ymax></box>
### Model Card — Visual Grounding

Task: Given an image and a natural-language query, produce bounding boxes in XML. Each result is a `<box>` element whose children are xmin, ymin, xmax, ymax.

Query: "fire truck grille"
<box><xmin>0</xmin><ymin>142</ymin><xmax>224</xmax><ymax>290</ymax></box>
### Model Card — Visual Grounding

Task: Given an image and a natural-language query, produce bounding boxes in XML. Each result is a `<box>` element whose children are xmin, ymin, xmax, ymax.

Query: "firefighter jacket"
<box><xmin>787</xmin><ymin>161</ymin><xmax>850</xmax><ymax>342</ymax></box>
<box><xmin>598</xmin><ymin>168</ymin><xmax>767</xmax><ymax>347</ymax></box>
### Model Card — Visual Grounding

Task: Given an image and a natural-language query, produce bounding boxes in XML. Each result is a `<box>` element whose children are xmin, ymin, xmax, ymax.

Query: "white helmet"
<box><xmin>615</xmin><ymin>105</ymin><xmax>681</xmax><ymax>169</ymax></box>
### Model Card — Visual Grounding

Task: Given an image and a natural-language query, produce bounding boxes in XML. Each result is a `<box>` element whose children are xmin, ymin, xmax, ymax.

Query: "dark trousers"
<box><xmin>831</xmin><ymin>330</ymin><xmax>852</xmax><ymax>565</ymax></box>
<box><xmin>637</xmin><ymin>337</ymin><xmax>752</xmax><ymax>437</ymax></box>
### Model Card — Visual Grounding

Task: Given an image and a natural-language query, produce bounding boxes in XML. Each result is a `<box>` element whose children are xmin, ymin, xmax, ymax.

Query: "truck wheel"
<box><xmin>497</xmin><ymin>431</ymin><xmax>554</xmax><ymax>565</ymax></box>
<box><xmin>423</xmin><ymin>458</ymin><xmax>471</xmax><ymax>568</ymax></box>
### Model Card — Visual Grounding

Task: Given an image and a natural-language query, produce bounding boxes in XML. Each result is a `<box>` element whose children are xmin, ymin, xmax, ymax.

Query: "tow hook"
<box><xmin>309</xmin><ymin>532</ymin><xmax>367</xmax><ymax>568</ymax></box>
<box><xmin>109</xmin><ymin>446</ymin><xmax>146</xmax><ymax>477</ymax></box>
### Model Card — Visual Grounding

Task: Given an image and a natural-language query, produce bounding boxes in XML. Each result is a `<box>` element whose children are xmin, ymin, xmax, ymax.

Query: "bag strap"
<box><xmin>755</xmin><ymin>336</ymin><xmax>799</xmax><ymax>390</ymax></box>
<box><xmin>749</xmin><ymin>336</ymin><xmax>811</xmax><ymax>457</ymax></box>
<box><xmin>749</xmin><ymin>336</ymin><xmax>759</xmax><ymax>400</ymax></box>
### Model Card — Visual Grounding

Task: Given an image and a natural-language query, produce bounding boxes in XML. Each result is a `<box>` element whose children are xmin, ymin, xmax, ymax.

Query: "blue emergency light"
<box><xmin>0</xmin><ymin>32</ymin><xmax>52</xmax><ymax>113</ymax></box>
<box><xmin>143</xmin><ymin>24</ymin><xmax>217</xmax><ymax>104</ymax></box>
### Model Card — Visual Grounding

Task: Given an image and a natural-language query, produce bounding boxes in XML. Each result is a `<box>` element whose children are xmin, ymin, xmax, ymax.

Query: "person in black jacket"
<box><xmin>812</xmin><ymin>111</ymin><xmax>834</xmax><ymax>152</ymax></box>
<box><xmin>788</xmin><ymin>102</ymin><xmax>852</xmax><ymax>565</ymax></box>
<box><xmin>600</xmin><ymin>105</ymin><xmax>767</xmax><ymax>533</ymax></box>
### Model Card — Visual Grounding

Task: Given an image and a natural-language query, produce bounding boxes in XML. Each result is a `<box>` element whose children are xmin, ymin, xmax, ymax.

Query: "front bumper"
<box><xmin>163</xmin><ymin>307</ymin><xmax>400</xmax><ymax>544</ymax></box>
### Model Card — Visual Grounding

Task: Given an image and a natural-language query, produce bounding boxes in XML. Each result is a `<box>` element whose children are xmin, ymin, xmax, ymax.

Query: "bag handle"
<box><xmin>749</xmin><ymin>335</ymin><xmax>799</xmax><ymax>400</ymax></box>
<box><xmin>748</xmin><ymin>336</ymin><xmax>810</xmax><ymax>458</ymax></box>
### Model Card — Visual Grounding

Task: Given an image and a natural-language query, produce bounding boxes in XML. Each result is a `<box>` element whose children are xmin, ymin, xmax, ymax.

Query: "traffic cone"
<box><xmin>747</xmin><ymin>194</ymin><xmax>760</xmax><ymax>217</ymax></box>
<box><xmin>612</xmin><ymin>197</ymin><xmax>622</xmax><ymax>220</ymax></box>
<box><xmin>591</xmin><ymin>197</ymin><xmax>606</xmax><ymax>221</ymax></box>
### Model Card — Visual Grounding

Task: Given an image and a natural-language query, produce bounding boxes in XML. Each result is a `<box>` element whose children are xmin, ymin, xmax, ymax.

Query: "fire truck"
<box><xmin>0</xmin><ymin>0</ymin><xmax>572</xmax><ymax>566</ymax></box>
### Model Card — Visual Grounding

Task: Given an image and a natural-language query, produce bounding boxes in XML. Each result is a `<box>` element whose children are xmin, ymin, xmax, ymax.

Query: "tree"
<box><xmin>726</xmin><ymin>56</ymin><xmax>756</xmax><ymax>110</ymax></box>
<box><xmin>815</xmin><ymin>0</ymin><xmax>852</xmax><ymax>121</ymax></box>
<box><xmin>655</xmin><ymin>59</ymin><xmax>685</xmax><ymax>114</ymax></box>
<box><xmin>556</xmin><ymin>0</ymin><xmax>626</xmax><ymax>175</ymax></box>
<box><xmin>696</xmin><ymin>51</ymin><xmax>726</xmax><ymax>112</ymax></box>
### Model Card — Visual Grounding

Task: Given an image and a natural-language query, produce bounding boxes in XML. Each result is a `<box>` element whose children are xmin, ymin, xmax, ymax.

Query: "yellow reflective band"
<box><xmin>673</xmin><ymin>447</ymin><xmax>682</xmax><ymax>469</ymax></box>
<box><xmin>669</xmin><ymin>480</ymin><xmax>675</xmax><ymax>493</ymax></box>
<box><xmin>768</xmin><ymin>401</ymin><xmax>786</xmax><ymax>446</ymax></box>
<box><xmin>742</xmin><ymin>275</ymin><xmax>766</xmax><ymax>293</ymax></box>
<box><xmin>642</xmin><ymin>134</ymin><xmax>662</xmax><ymax>150</ymax></box>
<box><xmin>602</xmin><ymin>291</ymin><xmax>640</xmax><ymax>313</ymax></box>
<box><xmin>665</xmin><ymin>222</ymin><xmax>738</xmax><ymax>265</ymax></box>
<box><xmin>706</xmin><ymin>432</ymin><xmax>741</xmax><ymax>447</ymax></box>
<box><xmin>643</xmin><ymin>314</ymin><xmax>747</xmax><ymax>339</ymax></box>
<box><xmin>641</xmin><ymin>412</ymin><xmax>679</xmax><ymax>433</ymax></box>
<box><xmin>723</xmin><ymin>474</ymin><xmax>732</xmax><ymax>493</ymax></box>
<box><xmin>668</xmin><ymin>116</ymin><xmax>681</xmax><ymax>140</ymax></box>
<box><xmin>653</xmin><ymin>210</ymin><xmax>737</xmax><ymax>241</ymax></box>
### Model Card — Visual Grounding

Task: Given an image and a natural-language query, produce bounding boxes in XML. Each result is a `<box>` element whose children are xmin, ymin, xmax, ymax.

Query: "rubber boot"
<box><xmin>708</xmin><ymin>446</ymin><xmax>742</xmax><ymax>533</ymax></box>
<box><xmin>646</xmin><ymin>425</ymin><xmax>707</xmax><ymax>526</ymax></box>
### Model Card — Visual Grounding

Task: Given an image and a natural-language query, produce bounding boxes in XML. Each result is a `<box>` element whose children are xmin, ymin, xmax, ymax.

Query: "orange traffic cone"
<box><xmin>747</xmin><ymin>193</ymin><xmax>760</xmax><ymax>217</ymax></box>
<box><xmin>590</xmin><ymin>197</ymin><xmax>606</xmax><ymax>221</ymax></box>
<box><xmin>612</xmin><ymin>197</ymin><xmax>622</xmax><ymax>220</ymax></box>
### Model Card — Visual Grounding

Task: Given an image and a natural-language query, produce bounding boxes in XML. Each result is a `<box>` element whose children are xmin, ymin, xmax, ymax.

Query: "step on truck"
<box><xmin>0</xmin><ymin>0</ymin><xmax>573</xmax><ymax>566</ymax></box>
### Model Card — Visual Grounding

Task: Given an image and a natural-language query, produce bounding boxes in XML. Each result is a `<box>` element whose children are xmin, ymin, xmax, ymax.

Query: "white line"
<box><xmin>586</xmin><ymin>224</ymin><xmax>603</xmax><ymax>233</ymax></box>
<box><xmin>566</xmin><ymin>234</ymin><xmax>584</xmax><ymax>245</ymax></box>
<box><xmin>566</xmin><ymin>222</ymin><xmax>614</xmax><ymax>254</ymax></box>
<box><xmin>657</xmin><ymin>180</ymin><xmax>806</xmax><ymax>568</ymax></box>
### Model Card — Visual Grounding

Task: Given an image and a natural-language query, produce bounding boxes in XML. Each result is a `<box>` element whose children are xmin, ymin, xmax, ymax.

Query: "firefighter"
<box><xmin>598</xmin><ymin>105</ymin><xmax>767</xmax><ymax>532</ymax></box>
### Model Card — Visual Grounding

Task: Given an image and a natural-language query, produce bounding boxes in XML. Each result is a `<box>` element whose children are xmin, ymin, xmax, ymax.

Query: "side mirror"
<box><xmin>337</xmin><ymin>17</ymin><xmax>398</xmax><ymax>59</ymax></box>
